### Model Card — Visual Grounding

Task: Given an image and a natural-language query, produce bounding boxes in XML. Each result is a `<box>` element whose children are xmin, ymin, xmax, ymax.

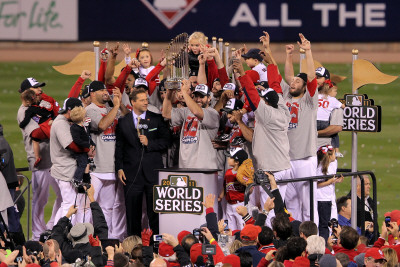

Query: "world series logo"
<box><xmin>153</xmin><ymin>174</ymin><xmax>204</xmax><ymax>214</ymax></box>
<box><xmin>140</xmin><ymin>0</ymin><xmax>201</xmax><ymax>29</ymax></box>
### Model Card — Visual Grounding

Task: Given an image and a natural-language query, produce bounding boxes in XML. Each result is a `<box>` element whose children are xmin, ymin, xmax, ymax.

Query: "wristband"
<box><xmin>394</xmin><ymin>237</ymin><xmax>398</xmax><ymax>240</ymax></box>
<box><xmin>210</xmin><ymin>238</ymin><xmax>215</xmax><ymax>244</ymax></box>
<box><xmin>262</xmin><ymin>210</ymin><xmax>269</xmax><ymax>216</ymax></box>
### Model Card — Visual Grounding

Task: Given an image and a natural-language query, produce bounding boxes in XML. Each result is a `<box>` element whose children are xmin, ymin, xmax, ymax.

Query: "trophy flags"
<box><xmin>353</xmin><ymin>59</ymin><xmax>398</xmax><ymax>90</ymax></box>
<box><xmin>300</xmin><ymin>58</ymin><xmax>347</xmax><ymax>85</ymax></box>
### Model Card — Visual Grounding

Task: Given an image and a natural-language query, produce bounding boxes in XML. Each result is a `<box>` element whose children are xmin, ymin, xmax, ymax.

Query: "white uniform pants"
<box><xmin>53</xmin><ymin>180</ymin><xmax>91</xmax><ymax>225</ymax></box>
<box><xmin>285</xmin><ymin>156</ymin><xmax>318</xmax><ymax>222</ymax></box>
<box><xmin>31</xmin><ymin>169</ymin><xmax>62</xmax><ymax>240</ymax></box>
<box><xmin>226</xmin><ymin>201</ymin><xmax>245</xmax><ymax>231</ymax></box>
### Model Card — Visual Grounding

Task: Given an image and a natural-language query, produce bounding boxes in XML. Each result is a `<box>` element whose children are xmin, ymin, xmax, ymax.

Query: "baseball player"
<box><xmin>282</xmin><ymin>34</ymin><xmax>319</xmax><ymax>222</ymax></box>
<box><xmin>234</xmin><ymin>58</ymin><xmax>292</xmax><ymax>226</ymax></box>
<box><xmin>17</xmin><ymin>78</ymin><xmax>62</xmax><ymax>241</ymax></box>
<box><xmin>50</xmin><ymin>98</ymin><xmax>93</xmax><ymax>225</ymax></box>
<box><xmin>85</xmin><ymin>81</ymin><xmax>129</xmax><ymax>240</ymax></box>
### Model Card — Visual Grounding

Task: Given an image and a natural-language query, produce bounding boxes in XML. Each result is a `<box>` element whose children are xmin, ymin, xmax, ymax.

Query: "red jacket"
<box><xmin>373</xmin><ymin>237</ymin><xmax>400</xmax><ymax>261</ymax></box>
<box><xmin>332</xmin><ymin>245</ymin><xmax>359</xmax><ymax>262</ymax></box>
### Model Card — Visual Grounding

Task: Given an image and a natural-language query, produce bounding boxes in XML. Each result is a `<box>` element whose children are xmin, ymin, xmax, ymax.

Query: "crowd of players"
<box><xmin>0</xmin><ymin>31</ymin><xmax>398</xmax><ymax>266</ymax></box>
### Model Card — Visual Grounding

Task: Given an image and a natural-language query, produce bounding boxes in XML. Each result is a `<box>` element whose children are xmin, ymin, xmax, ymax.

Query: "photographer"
<box><xmin>328</xmin><ymin>226</ymin><xmax>360</xmax><ymax>262</ymax></box>
<box><xmin>51</xmin><ymin>185</ymin><xmax>108</xmax><ymax>266</ymax></box>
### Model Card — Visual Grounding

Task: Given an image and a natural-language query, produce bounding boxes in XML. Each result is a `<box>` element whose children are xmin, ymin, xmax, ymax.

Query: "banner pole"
<box><xmin>299</xmin><ymin>48</ymin><xmax>305</xmax><ymax>72</ymax></box>
<box><xmin>218</xmin><ymin>38</ymin><xmax>223</xmax><ymax>58</ymax></box>
<box><xmin>212</xmin><ymin>37</ymin><xmax>217</xmax><ymax>48</ymax></box>
<box><xmin>93</xmin><ymin>41</ymin><xmax>100</xmax><ymax>81</ymax></box>
<box><xmin>351</xmin><ymin>49</ymin><xmax>359</xmax><ymax>230</ymax></box>
<box><xmin>225</xmin><ymin>42</ymin><xmax>229</xmax><ymax>72</ymax></box>
<box><xmin>231</xmin><ymin>47</ymin><xmax>236</xmax><ymax>82</ymax></box>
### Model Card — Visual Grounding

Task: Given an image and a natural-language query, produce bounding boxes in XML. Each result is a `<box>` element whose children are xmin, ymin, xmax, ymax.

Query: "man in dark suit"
<box><xmin>356</xmin><ymin>175</ymin><xmax>374</xmax><ymax>227</ymax></box>
<box><xmin>115</xmin><ymin>88</ymin><xmax>170</xmax><ymax>236</ymax></box>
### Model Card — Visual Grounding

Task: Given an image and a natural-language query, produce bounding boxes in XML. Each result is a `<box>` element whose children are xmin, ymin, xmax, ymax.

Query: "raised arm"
<box><xmin>197</xmin><ymin>53</ymin><xmax>208</xmax><ymax>85</ymax></box>
<box><xmin>284</xmin><ymin>44</ymin><xmax>295</xmax><ymax>84</ymax></box>
<box><xmin>105</xmin><ymin>42</ymin><xmax>119</xmax><ymax>86</ymax></box>
<box><xmin>234</xmin><ymin>58</ymin><xmax>261</xmax><ymax>111</ymax></box>
<box><xmin>259</xmin><ymin>31</ymin><xmax>277</xmax><ymax>66</ymax></box>
<box><xmin>298</xmin><ymin>33</ymin><xmax>315</xmax><ymax>82</ymax></box>
<box><xmin>162</xmin><ymin>89</ymin><xmax>174</xmax><ymax>120</ymax></box>
<box><xmin>181</xmin><ymin>80</ymin><xmax>205</xmax><ymax>120</ymax></box>
<box><xmin>68</xmin><ymin>70</ymin><xmax>91</xmax><ymax>98</ymax></box>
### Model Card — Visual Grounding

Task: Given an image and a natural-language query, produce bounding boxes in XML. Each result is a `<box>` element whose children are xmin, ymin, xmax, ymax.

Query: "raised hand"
<box><xmin>259</xmin><ymin>31</ymin><xmax>271</xmax><ymax>50</ymax></box>
<box><xmin>297</xmin><ymin>33</ymin><xmax>311</xmax><ymax>50</ymax></box>
<box><xmin>122</xmin><ymin>43</ymin><xmax>132</xmax><ymax>57</ymax></box>
<box><xmin>286</xmin><ymin>44</ymin><xmax>294</xmax><ymax>55</ymax></box>
<box><xmin>80</xmin><ymin>70</ymin><xmax>91</xmax><ymax>80</ymax></box>
<box><xmin>236</xmin><ymin>205</ymin><xmax>248</xmax><ymax>217</ymax></box>
<box><xmin>109</xmin><ymin>42</ymin><xmax>120</xmax><ymax>57</ymax></box>
<box><xmin>202</xmin><ymin>194</ymin><xmax>215</xmax><ymax>209</ymax></box>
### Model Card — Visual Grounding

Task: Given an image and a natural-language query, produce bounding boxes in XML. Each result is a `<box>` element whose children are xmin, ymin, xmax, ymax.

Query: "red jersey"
<box><xmin>224</xmin><ymin>168</ymin><xmax>245</xmax><ymax>204</ymax></box>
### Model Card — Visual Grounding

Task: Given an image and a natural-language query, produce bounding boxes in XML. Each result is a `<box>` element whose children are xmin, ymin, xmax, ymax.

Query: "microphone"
<box><xmin>138</xmin><ymin>121</ymin><xmax>148</xmax><ymax>135</ymax></box>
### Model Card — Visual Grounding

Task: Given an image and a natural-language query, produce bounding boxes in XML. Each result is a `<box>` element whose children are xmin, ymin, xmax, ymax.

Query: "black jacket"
<box><xmin>115</xmin><ymin>111</ymin><xmax>170</xmax><ymax>184</ymax></box>
<box><xmin>0</xmin><ymin>133</ymin><xmax>18</xmax><ymax>188</ymax></box>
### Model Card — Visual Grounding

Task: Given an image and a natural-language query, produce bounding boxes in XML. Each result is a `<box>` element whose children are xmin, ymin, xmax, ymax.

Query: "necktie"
<box><xmin>137</xmin><ymin>116</ymin><xmax>141</xmax><ymax>136</ymax></box>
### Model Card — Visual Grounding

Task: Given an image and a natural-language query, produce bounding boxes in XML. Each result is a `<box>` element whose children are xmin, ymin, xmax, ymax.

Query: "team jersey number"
<box><xmin>318</xmin><ymin>99</ymin><xmax>329</xmax><ymax>108</ymax></box>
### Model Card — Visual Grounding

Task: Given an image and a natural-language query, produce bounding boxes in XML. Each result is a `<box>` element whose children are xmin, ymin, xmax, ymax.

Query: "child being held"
<box><xmin>219</xmin><ymin>148</ymin><xmax>253</xmax><ymax>231</ymax></box>
<box><xmin>241</xmin><ymin>48</ymin><xmax>267</xmax><ymax>82</ymax></box>
<box><xmin>188</xmin><ymin>31</ymin><xmax>207</xmax><ymax>75</ymax></box>
<box><xmin>316</xmin><ymin>145</ymin><xmax>344</xmax><ymax>241</ymax></box>
<box><xmin>69</xmin><ymin>106</ymin><xmax>95</xmax><ymax>183</ymax></box>
<box><xmin>19</xmin><ymin>89</ymin><xmax>55</xmax><ymax>167</ymax></box>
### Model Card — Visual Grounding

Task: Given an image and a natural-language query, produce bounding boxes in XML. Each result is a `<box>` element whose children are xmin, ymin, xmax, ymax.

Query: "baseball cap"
<box><xmin>365</xmin><ymin>248</ymin><xmax>386</xmax><ymax>260</ymax></box>
<box><xmin>230</xmin><ymin>148</ymin><xmax>248</xmax><ymax>165</ymax></box>
<box><xmin>223</xmin><ymin>83</ymin><xmax>236</xmax><ymax>91</ymax></box>
<box><xmin>177</xmin><ymin>230</ymin><xmax>191</xmax><ymax>245</ymax></box>
<box><xmin>213</xmin><ymin>78</ymin><xmax>220</xmax><ymax>83</ymax></box>
<box><xmin>80</xmin><ymin>85</ymin><xmax>90</xmax><ymax>99</ymax></box>
<box><xmin>296</xmin><ymin>73</ymin><xmax>308</xmax><ymax>84</ymax></box>
<box><xmin>19</xmin><ymin>77</ymin><xmax>46</xmax><ymax>93</ymax></box>
<box><xmin>318</xmin><ymin>254</ymin><xmax>337</xmax><ymax>267</ymax></box>
<box><xmin>222</xmin><ymin>255</ymin><xmax>240</xmax><ymax>267</ymax></box>
<box><xmin>240</xmin><ymin>224</ymin><xmax>261</xmax><ymax>241</ymax></box>
<box><xmin>384</xmin><ymin>210</ymin><xmax>400</xmax><ymax>223</ymax></box>
<box><xmin>315</xmin><ymin>67</ymin><xmax>330</xmax><ymax>79</ymax></box>
<box><xmin>245</xmin><ymin>70</ymin><xmax>260</xmax><ymax>84</ymax></box>
<box><xmin>259</xmin><ymin>88</ymin><xmax>279</xmax><ymax>109</ymax></box>
<box><xmin>59</xmin><ymin>98</ymin><xmax>83</xmax><ymax>114</ymax></box>
<box><xmin>135</xmin><ymin>77</ymin><xmax>149</xmax><ymax>89</ymax></box>
<box><xmin>256</xmin><ymin>81</ymin><xmax>269</xmax><ymax>90</ymax></box>
<box><xmin>221</xmin><ymin>98</ymin><xmax>243</xmax><ymax>113</ymax></box>
<box><xmin>242</xmin><ymin>48</ymin><xmax>263</xmax><ymax>62</ymax></box>
<box><xmin>88</xmin><ymin>81</ymin><xmax>106</xmax><ymax>93</ymax></box>
<box><xmin>158</xmin><ymin>242</ymin><xmax>175</xmax><ymax>257</ymax></box>
<box><xmin>193</xmin><ymin>84</ymin><xmax>210</xmax><ymax>96</ymax></box>
<box><xmin>190</xmin><ymin>243</ymin><xmax>208</xmax><ymax>264</ymax></box>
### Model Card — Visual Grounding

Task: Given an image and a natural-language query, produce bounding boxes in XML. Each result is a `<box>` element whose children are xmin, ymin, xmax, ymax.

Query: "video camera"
<box><xmin>244</xmin><ymin>169</ymin><xmax>274</xmax><ymax>206</ymax></box>
<box><xmin>73</xmin><ymin>173</ymin><xmax>91</xmax><ymax>194</ymax></box>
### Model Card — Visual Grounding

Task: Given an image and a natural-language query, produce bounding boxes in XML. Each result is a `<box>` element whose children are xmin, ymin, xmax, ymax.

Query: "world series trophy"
<box><xmin>164</xmin><ymin>33</ymin><xmax>189</xmax><ymax>90</ymax></box>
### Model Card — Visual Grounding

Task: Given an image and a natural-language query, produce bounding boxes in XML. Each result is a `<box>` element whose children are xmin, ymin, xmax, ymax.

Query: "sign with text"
<box><xmin>153</xmin><ymin>174</ymin><xmax>203</xmax><ymax>214</ymax></box>
<box><xmin>79</xmin><ymin>0</ymin><xmax>399</xmax><ymax>42</ymax></box>
<box><xmin>340</xmin><ymin>94</ymin><xmax>381</xmax><ymax>132</ymax></box>
<box><xmin>0</xmin><ymin>0</ymin><xmax>78</xmax><ymax>41</ymax></box>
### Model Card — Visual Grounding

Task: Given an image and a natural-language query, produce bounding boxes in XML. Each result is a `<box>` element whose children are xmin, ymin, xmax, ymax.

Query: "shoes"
<box><xmin>34</xmin><ymin>157</ymin><xmax>41</xmax><ymax>167</ymax></box>
<box><xmin>335</xmin><ymin>152</ymin><xmax>344</xmax><ymax>158</ymax></box>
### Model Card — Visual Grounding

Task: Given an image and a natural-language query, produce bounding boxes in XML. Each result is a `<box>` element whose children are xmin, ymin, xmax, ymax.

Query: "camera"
<box><xmin>385</xmin><ymin>216</ymin><xmax>391</xmax><ymax>228</ymax></box>
<box><xmin>202</xmin><ymin>244</ymin><xmax>216</xmax><ymax>255</ymax></box>
<box><xmin>73</xmin><ymin>174</ymin><xmax>91</xmax><ymax>194</ymax></box>
<box><xmin>328</xmin><ymin>218</ymin><xmax>339</xmax><ymax>230</ymax></box>
<box><xmin>331</xmin><ymin>237</ymin><xmax>338</xmax><ymax>245</ymax></box>
<box><xmin>224</xmin><ymin>220</ymin><xmax>229</xmax><ymax>232</ymax></box>
<box><xmin>193</xmin><ymin>228</ymin><xmax>204</xmax><ymax>243</ymax></box>
<box><xmin>153</xmin><ymin>235</ymin><xmax>163</xmax><ymax>242</ymax></box>
<box><xmin>254</xmin><ymin>169</ymin><xmax>271</xmax><ymax>185</ymax></box>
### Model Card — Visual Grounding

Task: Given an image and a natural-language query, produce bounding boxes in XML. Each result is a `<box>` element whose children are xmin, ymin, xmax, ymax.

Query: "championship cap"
<box><xmin>59</xmin><ymin>98</ymin><xmax>83</xmax><ymax>114</ymax></box>
<box><xmin>255</xmin><ymin>81</ymin><xmax>269</xmax><ymax>90</ymax></box>
<box><xmin>241</xmin><ymin>48</ymin><xmax>263</xmax><ymax>62</ymax></box>
<box><xmin>80</xmin><ymin>85</ymin><xmax>90</xmax><ymax>99</ymax></box>
<box><xmin>221</xmin><ymin>98</ymin><xmax>243</xmax><ymax>113</ymax></box>
<box><xmin>223</xmin><ymin>83</ymin><xmax>236</xmax><ymax>91</ymax></box>
<box><xmin>259</xmin><ymin>88</ymin><xmax>279</xmax><ymax>109</ymax></box>
<box><xmin>158</xmin><ymin>242</ymin><xmax>175</xmax><ymax>257</ymax></box>
<box><xmin>134</xmin><ymin>77</ymin><xmax>149</xmax><ymax>89</ymax></box>
<box><xmin>88</xmin><ymin>81</ymin><xmax>106</xmax><ymax>93</ymax></box>
<box><xmin>193</xmin><ymin>84</ymin><xmax>210</xmax><ymax>96</ymax></box>
<box><xmin>19</xmin><ymin>77</ymin><xmax>46</xmax><ymax>93</ymax></box>
<box><xmin>315</xmin><ymin>67</ymin><xmax>330</xmax><ymax>79</ymax></box>
<box><xmin>229</xmin><ymin>147</ymin><xmax>248</xmax><ymax>165</ymax></box>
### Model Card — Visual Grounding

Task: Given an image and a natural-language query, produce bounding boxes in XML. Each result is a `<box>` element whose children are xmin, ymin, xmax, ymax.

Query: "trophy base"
<box><xmin>165</xmin><ymin>79</ymin><xmax>182</xmax><ymax>90</ymax></box>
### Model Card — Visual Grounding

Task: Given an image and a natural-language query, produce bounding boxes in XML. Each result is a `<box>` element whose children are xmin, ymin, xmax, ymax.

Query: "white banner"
<box><xmin>0</xmin><ymin>0</ymin><xmax>78</xmax><ymax>41</ymax></box>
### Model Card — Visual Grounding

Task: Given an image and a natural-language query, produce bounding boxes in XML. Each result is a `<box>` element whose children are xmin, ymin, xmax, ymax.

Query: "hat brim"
<box><xmin>193</xmin><ymin>91</ymin><xmax>208</xmax><ymax>97</ymax></box>
<box><xmin>32</xmin><ymin>82</ymin><xmax>46</xmax><ymax>88</ymax></box>
<box><xmin>221</xmin><ymin>108</ymin><xmax>234</xmax><ymax>113</ymax></box>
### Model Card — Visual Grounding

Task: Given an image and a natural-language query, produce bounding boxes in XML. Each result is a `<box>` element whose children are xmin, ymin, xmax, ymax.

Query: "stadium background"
<box><xmin>0</xmin><ymin>0</ymin><xmax>399</xmax><ymax>235</ymax></box>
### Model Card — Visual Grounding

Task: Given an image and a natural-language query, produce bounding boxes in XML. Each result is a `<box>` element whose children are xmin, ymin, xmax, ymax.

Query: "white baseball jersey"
<box><xmin>253</xmin><ymin>63</ymin><xmax>268</xmax><ymax>82</ymax></box>
<box><xmin>317</xmin><ymin>94</ymin><xmax>343</xmax><ymax>121</ymax></box>
<box><xmin>317</xmin><ymin>109</ymin><xmax>344</xmax><ymax>149</ymax></box>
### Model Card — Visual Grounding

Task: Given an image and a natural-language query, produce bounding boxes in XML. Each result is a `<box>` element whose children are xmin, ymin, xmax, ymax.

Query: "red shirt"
<box><xmin>224</xmin><ymin>168</ymin><xmax>245</xmax><ymax>204</ymax></box>
<box><xmin>332</xmin><ymin>246</ymin><xmax>359</xmax><ymax>262</ymax></box>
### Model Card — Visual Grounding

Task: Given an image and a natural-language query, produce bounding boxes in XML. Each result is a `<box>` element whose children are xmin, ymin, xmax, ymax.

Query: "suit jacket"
<box><xmin>357</xmin><ymin>196</ymin><xmax>374</xmax><ymax>227</ymax></box>
<box><xmin>115</xmin><ymin>110</ymin><xmax>170</xmax><ymax>184</ymax></box>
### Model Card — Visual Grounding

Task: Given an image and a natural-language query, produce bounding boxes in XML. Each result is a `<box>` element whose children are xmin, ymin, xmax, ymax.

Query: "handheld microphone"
<box><xmin>138</xmin><ymin>122</ymin><xmax>148</xmax><ymax>135</ymax></box>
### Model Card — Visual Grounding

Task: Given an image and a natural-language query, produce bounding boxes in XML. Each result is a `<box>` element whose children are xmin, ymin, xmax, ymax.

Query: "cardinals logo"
<box><xmin>140</xmin><ymin>0</ymin><xmax>201</xmax><ymax>29</ymax></box>
<box><xmin>287</xmin><ymin>102</ymin><xmax>299</xmax><ymax>129</ymax></box>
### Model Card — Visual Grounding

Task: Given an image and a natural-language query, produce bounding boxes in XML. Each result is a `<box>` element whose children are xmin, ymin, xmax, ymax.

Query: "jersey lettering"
<box><xmin>286</xmin><ymin>102</ymin><xmax>299</xmax><ymax>129</ymax></box>
<box><xmin>101</xmin><ymin>114</ymin><xmax>118</xmax><ymax>141</ymax></box>
<box><xmin>318</xmin><ymin>99</ymin><xmax>329</xmax><ymax>109</ymax></box>
<box><xmin>182</xmin><ymin>116</ymin><xmax>199</xmax><ymax>144</ymax></box>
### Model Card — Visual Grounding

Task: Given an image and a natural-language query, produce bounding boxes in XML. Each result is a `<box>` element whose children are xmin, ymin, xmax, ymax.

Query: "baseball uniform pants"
<box><xmin>226</xmin><ymin>201</ymin><xmax>245</xmax><ymax>231</ymax></box>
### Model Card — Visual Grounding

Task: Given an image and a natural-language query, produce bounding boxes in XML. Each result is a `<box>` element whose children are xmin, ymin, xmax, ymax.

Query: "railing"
<box><xmin>275</xmin><ymin>170</ymin><xmax>378</xmax><ymax>241</ymax></box>
<box><xmin>15</xmin><ymin>167</ymin><xmax>31</xmax><ymax>240</ymax></box>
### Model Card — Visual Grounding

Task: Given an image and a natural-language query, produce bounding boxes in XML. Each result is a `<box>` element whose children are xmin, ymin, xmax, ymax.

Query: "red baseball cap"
<box><xmin>158</xmin><ymin>242</ymin><xmax>175</xmax><ymax>257</ymax></box>
<box><xmin>245</xmin><ymin>70</ymin><xmax>260</xmax><ymax>84</ymax></box>
<box><xmin>240</xmin><ymin>224</ymin><xmax>261</xmax><ymax>241</ymax></box>
<box><xmin>384</xmin><ymin>210</ymin><xmax>400</xmax><ymax>223</ymax></box>
<box><xmin>177</xmin><ymin>230</ymin><xmax>191</xmax><ymax>245</ymax></box>
<box><xmin>222</xmin><ymin>254</ymin><xmax>240</xmax><ymax>267</ymax></box>
<box><xmin>365</xmin><ymin>248</ymin><xmax>386</xmax><ymax>260</ymax></box>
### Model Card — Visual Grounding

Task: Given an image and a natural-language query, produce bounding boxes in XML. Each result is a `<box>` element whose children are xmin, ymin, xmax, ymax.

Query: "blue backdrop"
<box><xmin>78</xmin><ymin>0</ymin><xmax>399</xmax><ymax>42</ymax></box>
